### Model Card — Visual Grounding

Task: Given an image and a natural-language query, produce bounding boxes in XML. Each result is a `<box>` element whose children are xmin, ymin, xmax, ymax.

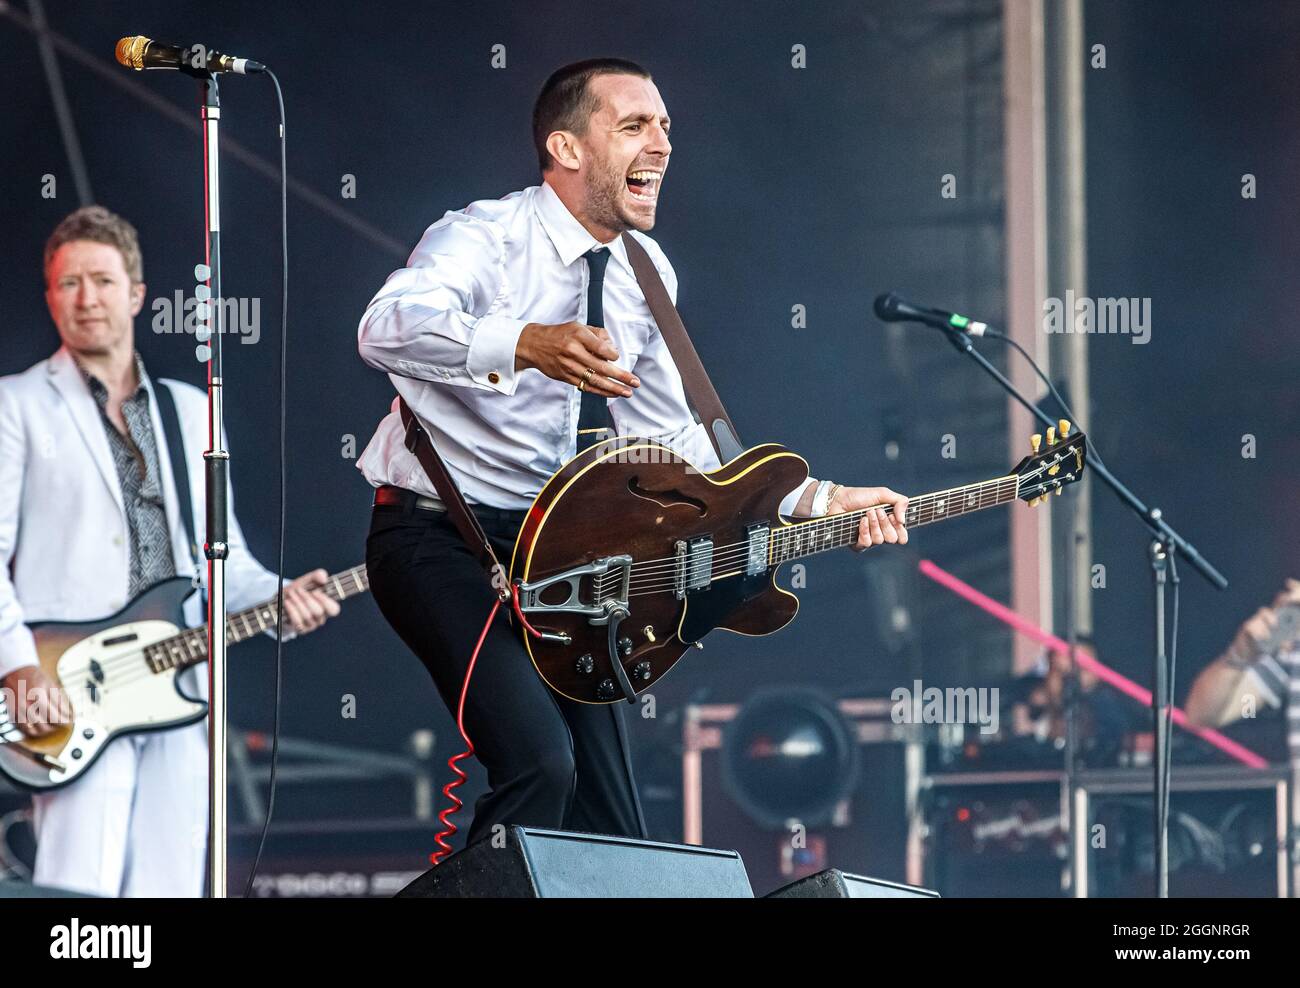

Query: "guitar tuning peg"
<box><xmin>1058</xmin><ymin>419</ymin><xmax>1071</xmax><ymax>439</ymax></box>
<box><xmin>1054</xmin><ymin>486</ymin><xmax>1062</xmax><ymax>496</ymax></box>
<box><xmin>1030</xmin><ymin>433</ymin><xmax>1042</xmax><ymax>454</ymax></box>
<box><xmin>1046</xmin><ymin>426</ymin><xmax>1057</xmax><ymax>446</ymax></box>
<box><xmin>1029</xmin><ymin>495</ymin><xmax>1042</xmax><ymax>507</ymax></box>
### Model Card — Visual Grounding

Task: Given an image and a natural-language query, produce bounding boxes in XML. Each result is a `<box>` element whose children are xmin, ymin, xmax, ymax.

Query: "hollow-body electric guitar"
<box><xmin>511</xmin><ymin>424</ymin><xmax>1086</xmax><ymax>704</ymax></box>
<box><xmin>0</xmin><ymin>565</ymin><xmax>369</xmax><ymax>790</ymax></box>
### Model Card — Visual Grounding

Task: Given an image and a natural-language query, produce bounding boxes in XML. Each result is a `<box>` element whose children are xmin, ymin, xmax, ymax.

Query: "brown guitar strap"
<box><xmin>398</xmin><ymin>398</ymin><xmax>508</xmax><ymax>596</ymax></box>
<box><xmin>619</xmin><ymin>232</ymin><xmax>744</xmax><ymax>463</ymax></box>
<box><xmin>397</xmin><ymin>232</ymin><xmax>742</xmax><ymax>590</ymax></box>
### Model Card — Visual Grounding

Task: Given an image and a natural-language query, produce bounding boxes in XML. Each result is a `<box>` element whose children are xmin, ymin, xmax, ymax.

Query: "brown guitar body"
<box><xmin>510</xmin><ymin>437</ymin><xmax>809</xmax><ymax>704</ymax></box>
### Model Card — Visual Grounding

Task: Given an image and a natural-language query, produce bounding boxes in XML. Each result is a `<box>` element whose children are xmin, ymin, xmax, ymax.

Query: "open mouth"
<box><xmin>626</xmin><ymin>169</ymin><xmax>662</xmax><ymax>202</ymax></box>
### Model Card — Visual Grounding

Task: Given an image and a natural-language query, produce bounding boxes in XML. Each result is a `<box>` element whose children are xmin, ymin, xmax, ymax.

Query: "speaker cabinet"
<box><xmin>767</xmin><ymin>868</ymin><xmax>939</xmax><ymax>898</ymax></box>
<box><xmin>397</xmin><ymin>826</ymin><xmax>754</xmax><ymax>898</ymax></box>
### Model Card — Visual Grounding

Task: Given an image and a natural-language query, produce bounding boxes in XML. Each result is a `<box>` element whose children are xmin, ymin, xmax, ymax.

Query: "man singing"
<box><xmin>358</xmin><ymin>58</ymin><xmax>909</xmax><ymax>845</ymax></box>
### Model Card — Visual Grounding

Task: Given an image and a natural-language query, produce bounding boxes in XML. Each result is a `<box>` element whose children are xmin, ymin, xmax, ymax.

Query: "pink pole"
<box><xmin>917</xmin><ymin>559</ymin><xmax>1267</xmax><ymax>769</ymax></box>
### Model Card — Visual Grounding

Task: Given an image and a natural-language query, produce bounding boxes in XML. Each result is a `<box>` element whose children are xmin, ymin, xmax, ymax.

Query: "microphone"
<box><xmin>873</xmin><ymin>292</ymin><xmax>991</xmax><ymax>337</ymax></box>
<box><xmin>115</xmin><ymin>36</ymin><xmax>266</xmax><ymax>75</ymax></box>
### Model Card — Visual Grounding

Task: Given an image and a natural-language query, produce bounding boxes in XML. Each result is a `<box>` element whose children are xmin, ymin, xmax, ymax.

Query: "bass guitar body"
<box><xmin>0</xmin><ymin>578</ymin><xmax>202</xmax><ymax>790</ymax></box>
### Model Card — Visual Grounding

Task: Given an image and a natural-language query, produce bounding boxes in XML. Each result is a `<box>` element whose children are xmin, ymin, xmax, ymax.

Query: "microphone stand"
<box><xmin>194</xmin><ymin>69</ymin><xmax>232</xmax><ymax>899</ymax></box>
<box><xmin>924</xmin><ymin>323</ymin><xmax>1226</xmax><ymax>899</ymax></box>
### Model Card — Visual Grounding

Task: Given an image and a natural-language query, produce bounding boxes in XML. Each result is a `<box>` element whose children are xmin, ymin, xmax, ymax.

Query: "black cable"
<box><xmin>983</xmin><ymin>329</ymin><xmax>1110</xmax><ymax>476</ymax></box>
<box><xmin>984</xmin><ymin>327</ymin><xmax>1183</xmax><ymax>890</ymax></box>
<box><xmin>243</xmin><ymin>67</ymin><xmax>288</xmax><ymax>898</ymax></box>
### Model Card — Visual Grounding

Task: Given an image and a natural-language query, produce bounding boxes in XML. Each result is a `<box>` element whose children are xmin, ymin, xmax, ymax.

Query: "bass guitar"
<box><xmin>0</xmin><ymin>565</ymin><xmax>369</xmax><ymax>790</ymax></box>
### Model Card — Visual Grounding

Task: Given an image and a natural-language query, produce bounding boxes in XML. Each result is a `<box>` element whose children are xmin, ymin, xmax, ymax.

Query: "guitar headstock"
<box><xmin>1011</xmin><ymin>420</ymin><xmax>1087</xmax><ymax>505</ymax></box>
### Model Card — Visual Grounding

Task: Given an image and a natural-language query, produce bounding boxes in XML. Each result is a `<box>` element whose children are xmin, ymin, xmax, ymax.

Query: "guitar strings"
<box><xmin>51</xmin><ymin>570</ymin><xmax>369</xmax><ymax>690</ymax></box>
<box><xmin>592</xmin><ymin>479</ymin><xmax>1020</xmax><ymax>595</ymax></box>
<box><xmin>597</xmin><ymin>498</ymin><xmax>998</xmax><ymax>592</ymax></box>
<box><xmin>602</xmin><ymin>477</ymin><xmax>1020</xmax><ymax>580</ymax></box>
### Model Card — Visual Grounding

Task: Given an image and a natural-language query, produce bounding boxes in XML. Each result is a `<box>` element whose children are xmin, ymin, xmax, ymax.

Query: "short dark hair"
<box><xmin>45</xmin><ymin>205</ymin><xmax>143</xmax><ymax>285</ymax></box>
<box><xmin>532</xmin><ymin>58</ymin><xmax>651</xmax><ymax>173</ymax></box>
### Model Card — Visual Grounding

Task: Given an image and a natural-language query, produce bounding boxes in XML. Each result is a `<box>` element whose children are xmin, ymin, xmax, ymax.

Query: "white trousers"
<box><xmin>30</xmin><ymin>718</ymin><xmax>208</xmax><ymax>897</ymax></box>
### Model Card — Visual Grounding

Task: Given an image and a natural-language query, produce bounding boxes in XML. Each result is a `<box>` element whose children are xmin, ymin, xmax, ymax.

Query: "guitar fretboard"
<box><xmin>143</xmin><ymin>565</ymin><xmax>370</xmax><ymax>674</ymax></box>
<box><xmin>769</xmin><ymin>476</ymin><xmax>1019</xmax><ymax>565</ymax></box>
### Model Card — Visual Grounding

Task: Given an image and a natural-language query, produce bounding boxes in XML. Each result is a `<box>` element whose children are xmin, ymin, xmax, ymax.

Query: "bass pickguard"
<box><xmin>0</xmin><ymin>577</ymin><xmax>204</xmax><ymax>790</ymax></box>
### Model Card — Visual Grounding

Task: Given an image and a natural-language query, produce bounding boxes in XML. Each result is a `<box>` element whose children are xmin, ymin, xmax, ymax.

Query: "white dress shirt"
<box><xmin>357</xmin><ymin>180</ymin><xmax>812</xmax><ymax>514</ymax></box>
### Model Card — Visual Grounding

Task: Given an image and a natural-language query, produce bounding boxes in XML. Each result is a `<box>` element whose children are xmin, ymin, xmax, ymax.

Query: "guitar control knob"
<box><xmin>618</xmin><ymin>637</ymin><xmax>633</xmax><ymax>657</ymax></box>
<box><xmin>71</xmin><ymin>748</ymin><xmax>83</xmax><ymax>759</ymax></box>
<box><xmin>634</xmin><ymin>661</ymin><xmax>652</xmax><ymax>682</ymax></box>
<box><xmin>575</xmin><ymin>653</ymin><xmax>595</xmax><ymax>675</ymax></box>
<box><xmin>83</xmin><ymin>728</ymin><xmax>94</xmax><ymax>740</ymax></box>
<box><xmin>596</xmin><ymin>679</ymin><xmax>618</xmax><ymax>701</ymax></box>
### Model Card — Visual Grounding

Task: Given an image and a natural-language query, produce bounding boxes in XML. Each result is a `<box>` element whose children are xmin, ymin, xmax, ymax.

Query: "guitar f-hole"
<box><xmin>626</xmin><ymin>476</ymin><xmax>707</xmax><ymax>515</ymax></box>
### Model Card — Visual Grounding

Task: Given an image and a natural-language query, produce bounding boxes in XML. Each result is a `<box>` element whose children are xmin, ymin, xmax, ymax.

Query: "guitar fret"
<box><xmin>774</xmin><ymin>477</ymin><xmax>1019</xmax><ymax>563</ymax></box>
<box><xmin>142</xmin><ymin>566</ymin><xmax>367</xmax><ymax>673</ymax></box>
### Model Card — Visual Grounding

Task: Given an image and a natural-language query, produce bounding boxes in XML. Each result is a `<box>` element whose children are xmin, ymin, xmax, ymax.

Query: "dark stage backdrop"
<box><xmin>1</xmin><ymin>1</ymin><xmax>1295</xmax><ymax>869</ymax></box>
<box><xmin>1083</xmin><ymin>1</ymin><xmax>1300</xmax><ymax>730</ymax></box>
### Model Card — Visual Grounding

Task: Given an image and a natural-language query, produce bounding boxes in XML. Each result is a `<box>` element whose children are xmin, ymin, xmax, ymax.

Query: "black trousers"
<box><xmin>366</xmin><ymin>496</ymin><xmax>647</xmax><ymax>848</ymax></box>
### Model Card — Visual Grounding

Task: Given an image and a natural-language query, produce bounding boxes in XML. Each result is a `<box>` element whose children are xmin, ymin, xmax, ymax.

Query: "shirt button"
<box><xmin>112</xmin><ymin>535</ymin><xmax>124</xmax><ymax>547</ymax></box>
<box><xmin>487</xmin><ymin>371</ymin><xmax>500</xmax><ymax>385</ymax></box>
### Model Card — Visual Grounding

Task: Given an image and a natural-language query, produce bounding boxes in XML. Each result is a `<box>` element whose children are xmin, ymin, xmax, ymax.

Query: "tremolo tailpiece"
<box><xmin>513</xmin><ymin>554</ymin><xmax>637</xmax><ymax>702</ymax></box>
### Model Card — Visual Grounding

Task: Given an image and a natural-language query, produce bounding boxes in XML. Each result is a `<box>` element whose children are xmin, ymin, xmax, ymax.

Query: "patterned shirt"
<box><xmin>78</xmin><ymin>353</ymin><xmax>177</xmax><ymax>598</ymax></box>
<box><xmin>1244</xmin><ymin>647</ymin><xmax>1300</xmax><ymax>774</ymax></box>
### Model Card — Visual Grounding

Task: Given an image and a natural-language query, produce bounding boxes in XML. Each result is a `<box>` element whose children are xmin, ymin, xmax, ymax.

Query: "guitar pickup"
<box><xmin>745</xmin><ymin>524</ymin><xmax>770</xmax><ymax>577</ymax></box>
<box><xmin>676</xmin><ymin>536</ymin><xmax>713</xmax><ymax>596</ymax></box>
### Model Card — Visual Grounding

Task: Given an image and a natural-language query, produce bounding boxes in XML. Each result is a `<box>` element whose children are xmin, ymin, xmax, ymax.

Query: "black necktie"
<box><xmin>576</xmin><ymin>246</ymin><xmax>614</xmax><ymax>452</ymax></box>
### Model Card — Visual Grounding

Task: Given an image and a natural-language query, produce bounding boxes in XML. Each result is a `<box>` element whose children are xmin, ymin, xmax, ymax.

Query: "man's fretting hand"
<box><xmin>515</xmin><ymin>321</ymin><xmax>640</xmax><ymax>398</ymax></box>
<box><xmin>281</xmin><ymin>569</ymin><xmax>342</xmax><ymax>634</ymax></box>
<box><xmin>826</xmin><ymin>486</ymin><xmax>910</xmax><ymax>552</ymax></box>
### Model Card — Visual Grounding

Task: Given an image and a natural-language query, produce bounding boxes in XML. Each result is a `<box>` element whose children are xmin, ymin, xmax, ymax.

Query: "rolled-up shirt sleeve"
<box><xmin>358</xmin><ymin>210</ymin><xmax>527</xmax><ymax>395</ymax></box>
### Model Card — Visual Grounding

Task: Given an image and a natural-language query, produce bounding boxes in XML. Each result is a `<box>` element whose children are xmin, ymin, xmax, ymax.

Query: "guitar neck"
<box><xmin>769</xmin><ymin>475</ymin><xmax>1019</xmax><ymax>565</ymax></box>
<box><xmin>145</xmin><ymin>565</ymin><xmax>370</xmax><ymax>674</ymax></box>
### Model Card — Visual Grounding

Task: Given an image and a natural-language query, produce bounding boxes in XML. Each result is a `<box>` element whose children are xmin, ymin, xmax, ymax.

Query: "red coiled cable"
<box><xmin>428</xmin><ymin>582</ymin><xmax>542</xmax><ymax>865</ymax></box>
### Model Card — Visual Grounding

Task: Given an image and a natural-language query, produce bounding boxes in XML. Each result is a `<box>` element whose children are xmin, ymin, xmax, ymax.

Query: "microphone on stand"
<box><xmin>115</xmin><ymin>36</ymin><xmax>266</xmax><ymax>75</ymax></box>
<box><xmin>873</xmin><ymin>291</ymin><xmax>992</xmax><ymax>337</ymax></box>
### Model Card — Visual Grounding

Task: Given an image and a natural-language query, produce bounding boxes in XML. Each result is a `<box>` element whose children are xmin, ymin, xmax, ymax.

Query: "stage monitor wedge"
<box><xmin>767</xmin><ymin>869</ymin><xmax>939</xmax><ymax>899</ymax></box>
<box><xmin>397</xmin><ymin>826</ymin><xmax>754</xmax><ymax>898</ymax></box>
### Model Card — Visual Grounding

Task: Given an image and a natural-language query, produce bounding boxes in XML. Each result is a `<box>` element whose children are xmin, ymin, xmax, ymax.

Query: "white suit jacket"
<box><xmin>0</xmin><ymin>346</ymin><xmax>281</xmax><ymax>681</ymax></box>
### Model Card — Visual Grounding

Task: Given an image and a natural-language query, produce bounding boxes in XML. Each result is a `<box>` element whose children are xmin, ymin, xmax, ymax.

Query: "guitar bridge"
<box><xmin>514</xmin><ymin>554</ymin><xmax>633</xmax><ymax>626</ymax></box>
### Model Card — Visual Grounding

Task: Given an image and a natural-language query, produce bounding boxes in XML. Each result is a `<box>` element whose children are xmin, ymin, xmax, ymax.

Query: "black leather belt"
<box><xmin>372</xmin><ymin>485</ymin><xmax>528</xmax><ymax>525</ymax></box>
